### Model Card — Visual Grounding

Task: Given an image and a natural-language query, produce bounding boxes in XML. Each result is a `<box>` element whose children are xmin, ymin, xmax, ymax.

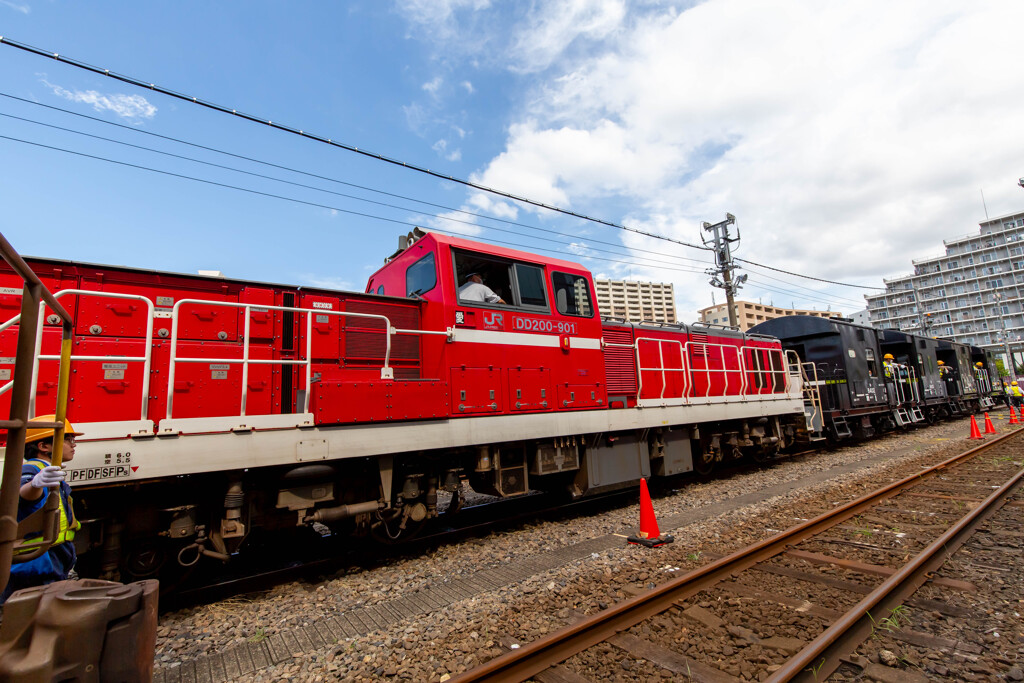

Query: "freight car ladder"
<box><xmin>793</xmin><ymin>356</ymin><xmax>825</xmax><ymax>441</ymax></box>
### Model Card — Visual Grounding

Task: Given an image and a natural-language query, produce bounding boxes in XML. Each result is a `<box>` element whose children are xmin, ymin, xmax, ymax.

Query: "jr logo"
<box><xmin>482</xmin><ymin>312</ymin><xmax>504</xmax><ymax>330</ymax></box>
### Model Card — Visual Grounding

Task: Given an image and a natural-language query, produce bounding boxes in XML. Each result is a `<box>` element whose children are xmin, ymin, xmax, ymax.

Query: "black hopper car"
<box><xmin>750</xmin><ymin>316</ymin><xmax>1001</xmax><ymax>442</ymax></box>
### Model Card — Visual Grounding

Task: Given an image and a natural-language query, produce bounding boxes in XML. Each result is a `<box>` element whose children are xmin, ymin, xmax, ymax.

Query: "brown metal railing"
<box><xmin>0</xmin><ymin>232</ymin><xmax>74</xmax><ymax>594</ymax></box>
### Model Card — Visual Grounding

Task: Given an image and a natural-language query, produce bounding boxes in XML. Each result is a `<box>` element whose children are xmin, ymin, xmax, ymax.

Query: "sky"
<box><xmin>1</xmin><ymin>1</ymin><xmax>1023</xmax><ymax>322</ymax></box>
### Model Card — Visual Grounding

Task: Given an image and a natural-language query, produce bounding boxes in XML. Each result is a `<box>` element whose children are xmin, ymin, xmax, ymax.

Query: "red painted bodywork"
<box><xmin>0</xmin><ymin>233</ymin><xmax>788</xmax><ymax>433</ymax></box>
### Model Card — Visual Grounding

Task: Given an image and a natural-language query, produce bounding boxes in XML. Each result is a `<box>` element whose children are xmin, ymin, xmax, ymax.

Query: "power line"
<box><xmin>738</xmin><ymin>264</ymin><xmax>871</xmax><ymax>308</ymax></box>
<box><xmin>0</xmin><ymin>133</ymin><xmax>714</xmax><ymax>277</ymax></box>
<box><xmin>0</xmin><ymin>113</ymin><xmax>715</xmax><ymax>273</ymax></box>
<box><xmin>0</xmin><ymin>39</ymin><xmax>888</xmax><ymax>294</ymax></box>
<box><xmin>0</xmin><ymin>96</ymin><xmax>714</xmax><ymax>271</ymax></box>
<box><xmin>0</xmin><ymin>36</ymin><xmax>711</xmax><ymax>254</ymax></box>
<box><xmin>737</xmin><ymin>257</ymin><xmax>882</xmax><ymax>290</ymax></box>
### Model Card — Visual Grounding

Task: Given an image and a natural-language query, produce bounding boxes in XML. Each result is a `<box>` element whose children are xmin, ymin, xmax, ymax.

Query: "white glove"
<box><xmin>29</xmin><ymin>465</ymin><xmax>65</xmax><ymax>489</ymax></box>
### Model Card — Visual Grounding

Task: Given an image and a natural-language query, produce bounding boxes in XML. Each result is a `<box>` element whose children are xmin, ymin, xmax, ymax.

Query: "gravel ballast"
<box><xmin>152</xmin><ymin>416</ymin><xmax>1021</xmax><ymax>682</ymax></box>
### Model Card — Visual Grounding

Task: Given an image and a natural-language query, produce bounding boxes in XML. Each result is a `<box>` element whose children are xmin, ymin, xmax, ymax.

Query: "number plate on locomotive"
<box><xmin>512</xmin><ymin>316</ymin><xmax>577</xmax><ymax>335</ymax></box>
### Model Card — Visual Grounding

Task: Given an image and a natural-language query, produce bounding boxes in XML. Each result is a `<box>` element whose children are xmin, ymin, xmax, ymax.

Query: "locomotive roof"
<box><xmin>9</xmin><ymin>254</ymin><xmax>413</xmax><ymax>303</ymax></box>
<box><xmin>372</xmin><ymin>231</ymin><xmax>590</xmax><ymax>279</ymax></box>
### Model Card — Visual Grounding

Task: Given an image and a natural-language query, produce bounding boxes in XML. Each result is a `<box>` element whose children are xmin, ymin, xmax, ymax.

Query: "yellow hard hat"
<box><xmin>976</xmin><ymin>362</ymin><xmax>983</xmax><ymax>367</ymax></box>
<box><xmin>937</xmin><ymin>360</ymin><xmax>944</xmax><ymax>365</ymax></box>
<box><xmin>883</xmin><ymin>354</ymin><xmax>894</xmax><ymax>360</ymax></box>
<box><xmin>24</xmin><ymin>414</ymin><xmax>83</xmax><ymax>444</ymax></box>
<box><xmin>1013</xmin><ymin>381</ymin><xmax>1018</xmax><ymax>386</ymax></box>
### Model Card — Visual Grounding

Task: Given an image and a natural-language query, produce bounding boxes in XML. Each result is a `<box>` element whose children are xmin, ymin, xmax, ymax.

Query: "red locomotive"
<box><xmin>0</xmin><ymin>230</ymin><xmax>806</xmax><ymax>580</ymax></box>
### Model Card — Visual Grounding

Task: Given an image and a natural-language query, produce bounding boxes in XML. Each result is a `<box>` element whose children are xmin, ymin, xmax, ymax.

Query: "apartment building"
<box><xmin>697</xmin><ymin>301</ymin><xmax>843</xmax><ymax>332</ymax></box>
<box><xmin>594</xmin><ymin>279</ymin><xmax>677</xmax><ymax>323</ymax></box>
<box><xmin>865</xmin><ymin>210</ymin><xmax>1024</xmax><ymax>358</ymax></box>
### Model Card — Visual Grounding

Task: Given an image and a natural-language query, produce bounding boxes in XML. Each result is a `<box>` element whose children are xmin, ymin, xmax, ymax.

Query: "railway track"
<box><xmin>451</xmin><ymin>426</ymin><xmax>1024</xmax><ymax>682</ymax></box>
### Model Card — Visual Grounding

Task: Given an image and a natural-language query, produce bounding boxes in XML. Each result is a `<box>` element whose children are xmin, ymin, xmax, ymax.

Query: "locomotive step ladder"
<box><xmin>831</xmin><ymin>416</ymin><xmax>853</xmax><ymax>439</ymax></box>
<box><xmin>892</xmin><ymin>408</ymin><xmax>912</xmax><ymax>427</ymax></box>
<box><xmin>802</xmin><ymin>403</ymin><xmax>826</xmax><ymax>441</ymax></box>
<box><xmin>980</xmin><ymin>396</ymin><xmax>995</xmax><ymax>409</ymax></box>
<box><xmin>795</xmin><ymin>359</ymin><xmax>826</xmax><ymax>441</ymax></box>
<box><xmin>910</xmin><ymin>406</ymin><xmax>925</xmax><ymax>422</ymax></box>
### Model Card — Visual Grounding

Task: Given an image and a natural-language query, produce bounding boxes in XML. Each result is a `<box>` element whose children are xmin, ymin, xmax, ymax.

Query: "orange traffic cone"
<box><xmin>1010</xmin><ymin>407</ymin><xmax>1019</xmax><ymax>425</ymax></box>
<box><xmin>969</xmin><ymin>415</ymin><xmax>984</xmax><ymax>440</ymax></box>
<box><xmin>984</xmin><ymin>413</ymin><xmax>997</xmax><ymax>434</ymax></box>
<box><xmin>627</xmin><ymin>478</ymin><xmax>674</xmax><ymax>548</ymax></box>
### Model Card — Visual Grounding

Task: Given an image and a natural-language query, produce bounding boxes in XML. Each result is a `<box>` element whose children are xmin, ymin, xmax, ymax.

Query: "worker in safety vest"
<box><xmin>1010</xmin><ymin>381</ymin><xmax>1023</xmax><ymax>409</ymax></box>
<box><xmin>937</xmin><ymin>360</ymin><xmax>951</xmax><ymax>377</ymax></box>
<box><xmin>1</xmin><ymin>415</ymin><xmax>83</xmax><ymax>603</ymax></box>
<box><xmin>882</xmin><ymin>353</ymin><xmax>895</xmax><ymax>379</ymax></box>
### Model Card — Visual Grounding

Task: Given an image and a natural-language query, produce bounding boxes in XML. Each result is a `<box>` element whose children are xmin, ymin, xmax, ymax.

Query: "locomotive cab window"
<box><xmin>551</xmin><ymin>272</ymin><xmax>594</xmax><ymax>317</ymax></box>
<box><xmin>453</xmin><ymin>250</ymin><xmax>548</xmax><ymax>312</ymax></box>
<box><xmin>406</xmin><ymin>252</ymin><xmax>437</xmax><ymax>298</ymax></box>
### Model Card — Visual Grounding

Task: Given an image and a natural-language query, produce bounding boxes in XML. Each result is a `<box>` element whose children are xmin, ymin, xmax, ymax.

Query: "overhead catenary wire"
<box><xmin>0</xmin><ymin>133</ymin><xmax>716</xmax><ymax>279</ymax></box>
<box><xmin>0</xmin><ymin>36</ymin><xmax>711</xmax><ymax>255</ymax></box>
<box><xmin>0</xmin><ymin>98</ymin><xmax>714</xmax><ymax>271</ymax></box>
<box><xmin>3</xmin><ymin>130</ymin><xmax>858</xmax><ymax>311</ymax></box>
<box><xmin>0</xmin><ymin>37</ymin><xmax>884</xmax><ymax>297</ymax></box>
<box><xmin>737</xmin><ymin>257</ymin><xmax>882</xmax><ymax>290</ymax></box>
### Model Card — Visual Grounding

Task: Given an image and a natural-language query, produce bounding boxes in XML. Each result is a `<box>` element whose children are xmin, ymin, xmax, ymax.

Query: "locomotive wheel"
<box><xmin>693</xmin><ymin>450</ymin><xmax>716</xmax><ymax>476</ymax></box>
<box><xmin>123</xmin><ymin>541</ymin><xmax>167</xmax><ymax>581</ymax></box>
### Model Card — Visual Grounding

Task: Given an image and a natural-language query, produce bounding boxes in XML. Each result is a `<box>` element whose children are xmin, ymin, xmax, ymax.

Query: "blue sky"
<box><xmin>2</xmin><ymin>1</ymin><xmax>1023</xmax><ymax>321</ymax></box>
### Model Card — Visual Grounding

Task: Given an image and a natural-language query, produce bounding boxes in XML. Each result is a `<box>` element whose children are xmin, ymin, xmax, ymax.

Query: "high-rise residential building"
<box><xmin>594</xmin><ymin>279</ymin><xmax>677</xmax><ymax>323</ymax></box>
<box><xmin>697</xmin><ymin>301</ymin><xmax>843</xmax><ymax>332</ymax></box>
<box><xmin>865</xmin><ymin>210</ymin><xmax>1024</xmax><ymax>363</ymax></box>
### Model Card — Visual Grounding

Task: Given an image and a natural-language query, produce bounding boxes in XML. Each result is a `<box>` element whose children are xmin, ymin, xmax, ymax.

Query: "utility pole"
<box><xmin>702</xmin><ymin>213</ymin><xmax>746</xmax><ymax>328</ymax></box>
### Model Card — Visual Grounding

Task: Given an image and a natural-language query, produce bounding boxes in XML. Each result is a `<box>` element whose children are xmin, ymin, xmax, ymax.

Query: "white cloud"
<box><xmin>422</xmin><ymin>76</ymin><xmax>443</xmax><ymax>94</ymax></box>
<box><xmin>507</xmin><ymin>0</ymin><xmax>627</xmax><ymax>73</ymax></box>
<box><xmin>461</xmin><ymin>81</ymin><xmax>475</xmax><ymax>94</ymax></box>
<box><xmin>0</xmin><ymin>0</ymin><xmax>30</xmax><ymax>14</ymax></box>
<box><xmin>406</xmin><ymin>0</ymin><xmax>1024</xmax><ymax>321</ymax></box>
<box><xmin>42</xmin><ymin>79</ymin><xmax>156</xmax><ymax>120</ymax></box>
<box><xmin>432</xmin><ymin>139</ymin><xmax>462</xmax><ymax>162</ymax></box>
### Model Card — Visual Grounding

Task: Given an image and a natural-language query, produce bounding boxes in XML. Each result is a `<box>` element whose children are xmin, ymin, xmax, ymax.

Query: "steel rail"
<box><xmin>450</xmin><ymin>427</ymin><xmax>1023</xmax><ymax>683</ymax></box>
<box><xmin>772</xmin><ymin>443</ymin><xmax>1024</xmax><ymax>682</ymax></box>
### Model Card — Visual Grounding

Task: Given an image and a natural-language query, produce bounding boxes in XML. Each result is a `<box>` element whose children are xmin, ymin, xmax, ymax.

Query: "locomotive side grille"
<box><xmin>346</xmin><ymin>300</ymin><xmax>421</xmax><ymax>330</ymax></box>
<box><xmin>690</xmin><ymin>332</ymin><xmax>709</xmax><ymax>357</ymax></box>
<box><xmin>343</xmin><ymin>299</ymin><xmax>422</xmax><ymax>363</ymax></box>
<box><xmin>602</xmin><ymin>326</ymin><xmax>638</xmax><ymax>394</ymax></box>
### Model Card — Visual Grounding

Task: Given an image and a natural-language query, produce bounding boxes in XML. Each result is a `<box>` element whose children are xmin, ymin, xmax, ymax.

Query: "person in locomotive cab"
<box><xmin>0</xmin><ymin>415</ymin><xmax>83</xmax><ymax>603</ymax></box>
<box><xmin>458</xmin><ymin>272</ymin><xmax>505</xmax><ymax>305</ymax></box>
<box><xmin>937</xmin><ymin>360</ymin><xmax>951</xmax><ymax>377</ymax></box>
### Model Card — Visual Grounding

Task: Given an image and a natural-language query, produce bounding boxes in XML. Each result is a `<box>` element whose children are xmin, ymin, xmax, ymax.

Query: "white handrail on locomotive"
<box><xmin>741</xmin><ymin>345</ymin><xmax>789</xmax><ymax>395</ymax></box>
<box><xmin>687</xmin><ymin>341</ymin><xmax>745</xmax><ymax>399</ymax></box>
<box><xmin>610</xmin><ymin>335</ymin><xmax>790</xmax><ymax>406</ymax></box>
<box><xmin>0</xmin><ymin>290</ymin><xmax>156</xmax><ymax>424</ymax></box>
<box><xmin>165</xmin><ymin>298</ymin><xmax>451</xmax><ymax>420</ymax></box>
<box><xmin>633</xmin><ymin>337</ymin><xmax>687</xmax><ymax>402</ymax></box>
